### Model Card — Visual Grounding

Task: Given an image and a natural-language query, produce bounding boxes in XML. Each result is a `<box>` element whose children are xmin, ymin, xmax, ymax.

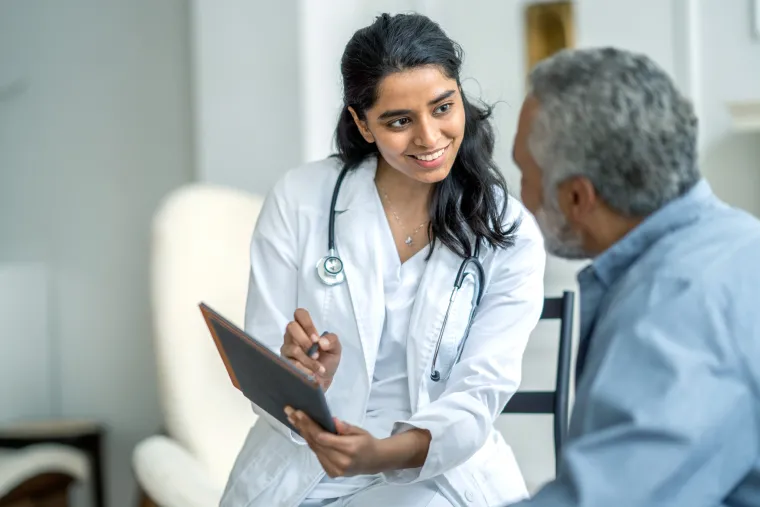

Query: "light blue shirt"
<box><xmin>512</xmin><ymin>180</ymin><xmax>760</xmax><ymax>507</ymax></box>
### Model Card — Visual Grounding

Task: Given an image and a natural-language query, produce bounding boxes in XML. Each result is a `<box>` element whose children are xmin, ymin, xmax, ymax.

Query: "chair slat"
<box><xmin>502</xmin><ymin>391</ymin><xmax>555</xmax><ymax>414</ymax></box>
<box><xmin>540</xmin><ymin>297</ymin><xmax>563</xmax><ymax>320</ymax></box>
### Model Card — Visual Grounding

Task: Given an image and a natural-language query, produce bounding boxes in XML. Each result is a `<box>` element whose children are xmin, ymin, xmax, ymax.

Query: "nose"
<box><xmin>414</xmin><ymin>117</ymin><xmax>441</xmax><ymax>148</ymax></box>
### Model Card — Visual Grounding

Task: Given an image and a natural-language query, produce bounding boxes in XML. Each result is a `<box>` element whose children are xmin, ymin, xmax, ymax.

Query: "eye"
<box><xmin>388</xmin><ymin>117</ymin><xmax>411</xmax><ymax>129</ymax></box>
<box><xmin>434</xmin><ymin>103</ymin><xmax>453</xmax><ymax>115</ymax></box>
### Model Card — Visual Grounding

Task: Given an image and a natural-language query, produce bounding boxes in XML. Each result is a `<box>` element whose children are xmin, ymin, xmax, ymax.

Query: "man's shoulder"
<box><xmin>605</xmin><ymin>203</ymin><xmax>760</xmax><ymax>338</ymax></box>
<box><xmin>636</xmin><ymin>203</ymin><xmax>760</xmax><ymax>286</ymax></box>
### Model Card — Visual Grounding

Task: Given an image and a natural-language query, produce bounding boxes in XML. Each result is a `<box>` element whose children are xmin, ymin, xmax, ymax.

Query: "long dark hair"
<box><xmin>334</xmin><ymin>12</ymin><xmax>519</xmax><ymax>258</ymax></box>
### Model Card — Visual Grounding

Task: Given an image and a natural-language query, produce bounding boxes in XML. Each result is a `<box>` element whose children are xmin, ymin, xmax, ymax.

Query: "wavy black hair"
<box><xmin>333</xmin><ymin>12</ymin><xmax>519</xmax><ymax>259</ymax></box>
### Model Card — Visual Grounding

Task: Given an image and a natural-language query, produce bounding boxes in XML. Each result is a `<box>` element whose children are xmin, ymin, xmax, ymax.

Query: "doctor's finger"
<box><xmin>283</xmin><ymin>344</ymin><xmax>324</xmax><ymax>376</ymax></box>
<box><xmin>294</xmin><ymin>308</ymin><xmax>319</xmax><ymax>340</ymax></box>
<box><xmin>313</xmin><ymin>451</ymin><xmax>345</xmax><ymax>478</ymax></box>
<box><xmin>291</xmin><ymin>410</ymin><xmax>324</xmax><ymax>444</ymax></box>
<box><xmin>284</xmin><ymin>320</ymin><xmax>314</xmax><ymax>352</ymax></box>
<box><xmin>313</xmin><ymin>446</ymin><xmax>352</xmax><ymax>477</ymax></box>
<box><xmin>317</xmin><ymin>332</ymin><xmax>341</xmax><ymax>353</ymax></box>
<box><xmin>287</xmin><ymin>359</ymin><xmax>315</xmax><ymax>378</ymax></box>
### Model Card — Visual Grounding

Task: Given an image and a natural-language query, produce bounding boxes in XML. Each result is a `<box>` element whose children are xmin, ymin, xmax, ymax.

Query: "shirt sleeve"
<box><xmin>510</xmin><ymin>279</ymin><xmax>758</xmax><ymax>507</ymax></box>
<box><xmin>243</xmin><ymin>173</ymin><xmax>307</xmax><ymax>445</ymax></box>
<box><xmin>383</xmin><ymin>212</ymin><xmax>547</xmax><ymax>483</ymax></box>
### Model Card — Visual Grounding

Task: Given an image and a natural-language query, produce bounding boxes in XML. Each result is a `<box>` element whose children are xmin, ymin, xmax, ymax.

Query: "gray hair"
<box><xmin>527</xmin><ymin>47</ymin><xmax>699</xmax><ymax>217</ymax></box>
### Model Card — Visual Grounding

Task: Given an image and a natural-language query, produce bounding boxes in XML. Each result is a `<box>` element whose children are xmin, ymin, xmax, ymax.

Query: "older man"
<box><xmin>509</xmin><ymin>47</ymin><xmax>760</xmax><ymax>506</ymax></box>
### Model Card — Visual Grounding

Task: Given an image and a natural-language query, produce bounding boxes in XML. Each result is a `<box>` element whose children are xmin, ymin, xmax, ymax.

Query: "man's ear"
<box><xmin>558</xmin><ymin>176</ymin><xmax>597</xmax><ymax>222</ymax></box>
<box><xmin>348</xmin><ymin>106</ymin><xmax>374</xmax><ymax>143</ymax></box>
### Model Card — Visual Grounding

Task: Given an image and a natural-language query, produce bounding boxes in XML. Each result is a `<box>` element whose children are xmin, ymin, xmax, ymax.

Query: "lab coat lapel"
<box><xmin>332</xmin><ymin>158</ymin><xmax>385</xmax><ymax>386</ymax></box>
<box><xmin>406</xmin><ymin>242</ymin><xmax>463</xmax><ymax>409</ymax></box>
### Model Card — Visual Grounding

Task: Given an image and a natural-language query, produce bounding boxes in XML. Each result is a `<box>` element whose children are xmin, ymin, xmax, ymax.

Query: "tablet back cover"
<box><xmin>199</xmin><ymin>303</ymin><xmax>336</xmax><ymax>434</ymax></box>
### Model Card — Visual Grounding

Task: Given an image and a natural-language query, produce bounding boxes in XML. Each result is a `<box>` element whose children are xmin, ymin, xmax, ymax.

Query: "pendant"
<box><xmin>405</xmin><ymin>236</ymin><xmax>413</xmax><ymax>246</ymax></box>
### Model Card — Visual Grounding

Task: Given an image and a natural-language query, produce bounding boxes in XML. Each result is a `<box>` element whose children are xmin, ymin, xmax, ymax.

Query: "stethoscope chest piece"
<box><xmin>317</xmin><ymin>250</ymin><xmax>345</xmax><ymax>286</ymax></box>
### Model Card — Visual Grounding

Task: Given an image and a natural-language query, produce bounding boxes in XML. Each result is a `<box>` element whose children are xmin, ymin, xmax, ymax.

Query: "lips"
<box><xmin>409</xmin><ymin>145</ymin><xmax>448</xmax><ymax>162</ymax></box>
<box><xmin>406</xmin><ymin>143</ymin><xmax>452</xmax><ymax>170</ymax></box>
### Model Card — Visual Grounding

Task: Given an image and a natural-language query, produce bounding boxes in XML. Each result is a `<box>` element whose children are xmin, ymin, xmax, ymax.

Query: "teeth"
<box><xmin>413</xmin><ymin>147</ymin><xmax>445</xmax><ymax>161</ymax></box>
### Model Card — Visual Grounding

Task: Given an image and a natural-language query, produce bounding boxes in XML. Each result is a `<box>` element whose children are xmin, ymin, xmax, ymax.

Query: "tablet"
<box><xmin>198</xmin><ymin>302</ymin><xmax>337</xmax><ymax>435</ymax></box>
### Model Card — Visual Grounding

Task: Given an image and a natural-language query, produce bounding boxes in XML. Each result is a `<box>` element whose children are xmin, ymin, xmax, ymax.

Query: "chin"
<box><xmin>535</xmin><ymin>206</ymin><xmax>590</xmax><ymax>260</ymax></box>
<box><xmin>410</xmin><ymin>166</ymin><xmax>451</xmax><ymax>184</ymax></box>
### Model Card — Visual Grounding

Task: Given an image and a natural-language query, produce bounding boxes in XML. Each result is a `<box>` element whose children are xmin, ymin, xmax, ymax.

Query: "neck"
<box><xmin>586</xmin><ymin>215</ymin><xmax>644</xmax><ymax>255</ymax></box>
<box><xmin>374</xmin><ymin>156</ymin><xmax>434</xmax><ymax>215</ymax></box>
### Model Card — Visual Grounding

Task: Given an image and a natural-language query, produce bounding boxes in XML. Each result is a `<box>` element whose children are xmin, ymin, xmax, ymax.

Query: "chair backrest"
<box><xmin>502</xmin><ymin>291</ymin><xmax>575</xmax><ymax>474</ymax></box>
<box><xmin>149</xmin><ymin>183</ymin><xmax>264</xmax><ymax>489</ymax></box>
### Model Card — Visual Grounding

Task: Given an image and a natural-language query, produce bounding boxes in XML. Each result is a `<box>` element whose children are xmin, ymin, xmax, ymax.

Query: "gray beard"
<box><xmin>534</xmin><ymin>204</ymin><xmax>589</xmax><ymax>260</ymax></box>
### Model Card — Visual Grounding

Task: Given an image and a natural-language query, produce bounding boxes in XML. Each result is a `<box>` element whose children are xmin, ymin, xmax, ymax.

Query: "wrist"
<box><xmin>374</xmin><ymin>428</ymin><xmax>431</xmax><ymax>473</ymax></box>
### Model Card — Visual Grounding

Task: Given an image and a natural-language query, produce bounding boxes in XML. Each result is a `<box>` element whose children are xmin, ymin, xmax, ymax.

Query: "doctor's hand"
<box><xmin>284</xmin><ymin>407</ymin><xmax>432</xmax><ymax>478</ymax></box>
<box><xmin>281</xmin><ymin>308</ymin><xmax>341</xmax><ymax>391</ymax></box>
<box><xmin>285</xmin><ymin>408</ymin><xmax>382</xmax><ymax>478</ymax></box>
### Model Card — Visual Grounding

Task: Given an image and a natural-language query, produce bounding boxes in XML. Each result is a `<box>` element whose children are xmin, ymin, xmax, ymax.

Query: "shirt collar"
<box><xmin>582</xmin><ymin>179</ymin><xmax>717</xmax><ymax>288</ymax></box>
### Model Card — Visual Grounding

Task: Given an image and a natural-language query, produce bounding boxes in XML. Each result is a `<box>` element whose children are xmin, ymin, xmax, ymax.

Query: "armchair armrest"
<box><xmin>132</xmin><ymin>435</ymin><xmax>222</xmax><ymax>507</ymax></box>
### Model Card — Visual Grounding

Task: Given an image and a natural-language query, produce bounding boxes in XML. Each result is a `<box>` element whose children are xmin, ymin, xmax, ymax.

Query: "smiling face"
<box><xmin>349</xmin><ymin>65</ymin><xmax>466</xmax><ymax>184</ymax></box>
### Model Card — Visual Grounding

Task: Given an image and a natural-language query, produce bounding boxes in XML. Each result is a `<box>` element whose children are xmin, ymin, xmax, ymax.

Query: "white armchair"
<box><xmin>132</xmin><ymin>183</ymin><xmax>265</xmax><ymax>507</ymax></box>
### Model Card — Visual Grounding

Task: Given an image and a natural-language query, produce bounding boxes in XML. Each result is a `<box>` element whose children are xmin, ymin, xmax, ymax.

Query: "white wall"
<box><xmin>0</xmin><ymin>265</ymin><xmax>53</xmax><ymax>421</ymax></box>
<box><xmin>191</xmin><ymin>0</ymin><xmax>303</xmax><ymax>194</ymax></box>
<box><xmin>0</xmin><ymin>1</ymin><xmax>194</xmax><ymax>506</ymax></box>
<box><xmin>699</xmin><ymin>0</ymin><xmax>760</xmax><ymax>216</ymax></box>
<box><xmin>191</xmin><ymin>0</ymin><xmax>425</xmax><ymax>192</ymax></box>
<box><xmin>299</xmin><ymin>0</ymin><xmax>424</xmax><ymax>162</ymax></box>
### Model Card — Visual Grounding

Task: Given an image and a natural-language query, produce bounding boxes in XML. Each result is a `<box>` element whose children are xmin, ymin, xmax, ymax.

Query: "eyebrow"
<box><xmin>376</xmin><ymin>90</ymin><xmax>457</xmax><ymax>120</ymax></box>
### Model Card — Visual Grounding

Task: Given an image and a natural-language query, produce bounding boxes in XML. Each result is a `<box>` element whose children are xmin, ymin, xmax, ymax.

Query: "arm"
<box><xmin>374</xmin><ymin>427</ymin><xmax>432</xmax><ymax>470</ymax></box>
<box><xmin>511</xmin><ymin>280</ymin><xmax>758</xmax><ymax>507</ymax></box>
<box><xmin>243</xmin><ymin>173</ymin><xmax>306</xmax><ymax>442</ymax></box>
<box><xmin>286</xmin><ymin>411</ymin><xmax>432</xmax><ymax>477</ymax></box>
<box><xmin>384</xmin><ymin>211</ymin><xmax>547</xmax><ymax>483</ymax></box>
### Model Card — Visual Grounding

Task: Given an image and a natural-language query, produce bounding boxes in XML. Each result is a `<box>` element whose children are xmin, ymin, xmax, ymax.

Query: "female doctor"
<box><xmin>220</xmin><ymin>12</ymin><xmax>546</xmax><ymax>507</ymax></box>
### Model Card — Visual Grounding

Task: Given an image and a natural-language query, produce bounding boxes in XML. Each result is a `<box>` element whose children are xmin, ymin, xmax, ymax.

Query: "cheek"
<box><xmin>374</xmin><ymin>131</ymin><xmax>411</xmax><ymax>158</ymax></box>
<box><xmin>446</xmin><ymin>111</ymin><xmax>466</xmax><ymax>144</ymax></box>
<box><xmin>520</xmin><ymin>179</ymin><xmax>543</xmax><ymax>215</ymax></box>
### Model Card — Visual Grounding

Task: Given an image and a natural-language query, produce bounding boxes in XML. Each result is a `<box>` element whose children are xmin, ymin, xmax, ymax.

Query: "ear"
<box><xmin>557</xmin><ymin>176</ymin><xmax>597</xmax><ymax>222</ymax></box>
<box><xmin>348</xmin><ymin>106</ymin><xmax>375</xmax><ymax>144</ymax></box>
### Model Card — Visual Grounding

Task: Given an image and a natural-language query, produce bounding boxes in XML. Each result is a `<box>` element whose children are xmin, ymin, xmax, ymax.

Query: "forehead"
<box><xmin>371</xmin><ymin>66</ymin><xmax>458</xmax><ymax>110</ymax></box>
<box><xmin>513</xmin><ymin>95</ymin><xmax>541</xmax><ymax>165</ymax></box>
<box><xmin>512</xmin><ymin>96</ymin><xmax>541</xmax><ymax>176</ymax></box>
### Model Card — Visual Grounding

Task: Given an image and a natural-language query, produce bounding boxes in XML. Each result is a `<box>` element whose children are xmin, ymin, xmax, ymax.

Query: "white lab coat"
<box><xmin>220</xmin><ymin>155</ymin><xmax>546</xmax><ymax>507</ymax></box>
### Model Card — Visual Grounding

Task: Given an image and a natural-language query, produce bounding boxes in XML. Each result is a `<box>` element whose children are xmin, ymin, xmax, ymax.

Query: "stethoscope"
<box><xmin>317</xmin><ymin>164</ymin><xmax>485</xmax><ymax>382</ymax></box>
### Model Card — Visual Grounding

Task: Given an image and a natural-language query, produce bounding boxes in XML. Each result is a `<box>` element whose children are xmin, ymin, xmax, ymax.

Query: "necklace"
<box><xmin>376</xmin><ymin>184</ymin><xmax>429</xmax><ymax>246</ymax></box>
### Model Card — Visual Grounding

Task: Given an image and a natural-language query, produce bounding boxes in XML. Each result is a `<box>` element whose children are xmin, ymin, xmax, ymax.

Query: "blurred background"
<box><xmin>1</xmin><ymin>1</ymin><xmax>758</xmax><ymax>506</ymax></box>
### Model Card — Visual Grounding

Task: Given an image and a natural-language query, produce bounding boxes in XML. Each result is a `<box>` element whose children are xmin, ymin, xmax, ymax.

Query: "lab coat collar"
<box><xmin>333</xmin><ymin>154</ymin><xmax>381</xmax><ymax>213</ymax></box>
<box><xmin>330</xmin><ymin>154</ymin><xmax>473</xmax><ymax>404</ymax></box>
<box><xmin>332</xmin><ymin>154</ymin><xmax>386</xmax><ymax>386</ymax></box>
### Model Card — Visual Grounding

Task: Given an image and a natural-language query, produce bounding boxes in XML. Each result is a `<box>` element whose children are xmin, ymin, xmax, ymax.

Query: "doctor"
<box><xmin>220</xmin><ymin>12</ymin><xmax>546</xmax><ymax>507</ymax></box>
